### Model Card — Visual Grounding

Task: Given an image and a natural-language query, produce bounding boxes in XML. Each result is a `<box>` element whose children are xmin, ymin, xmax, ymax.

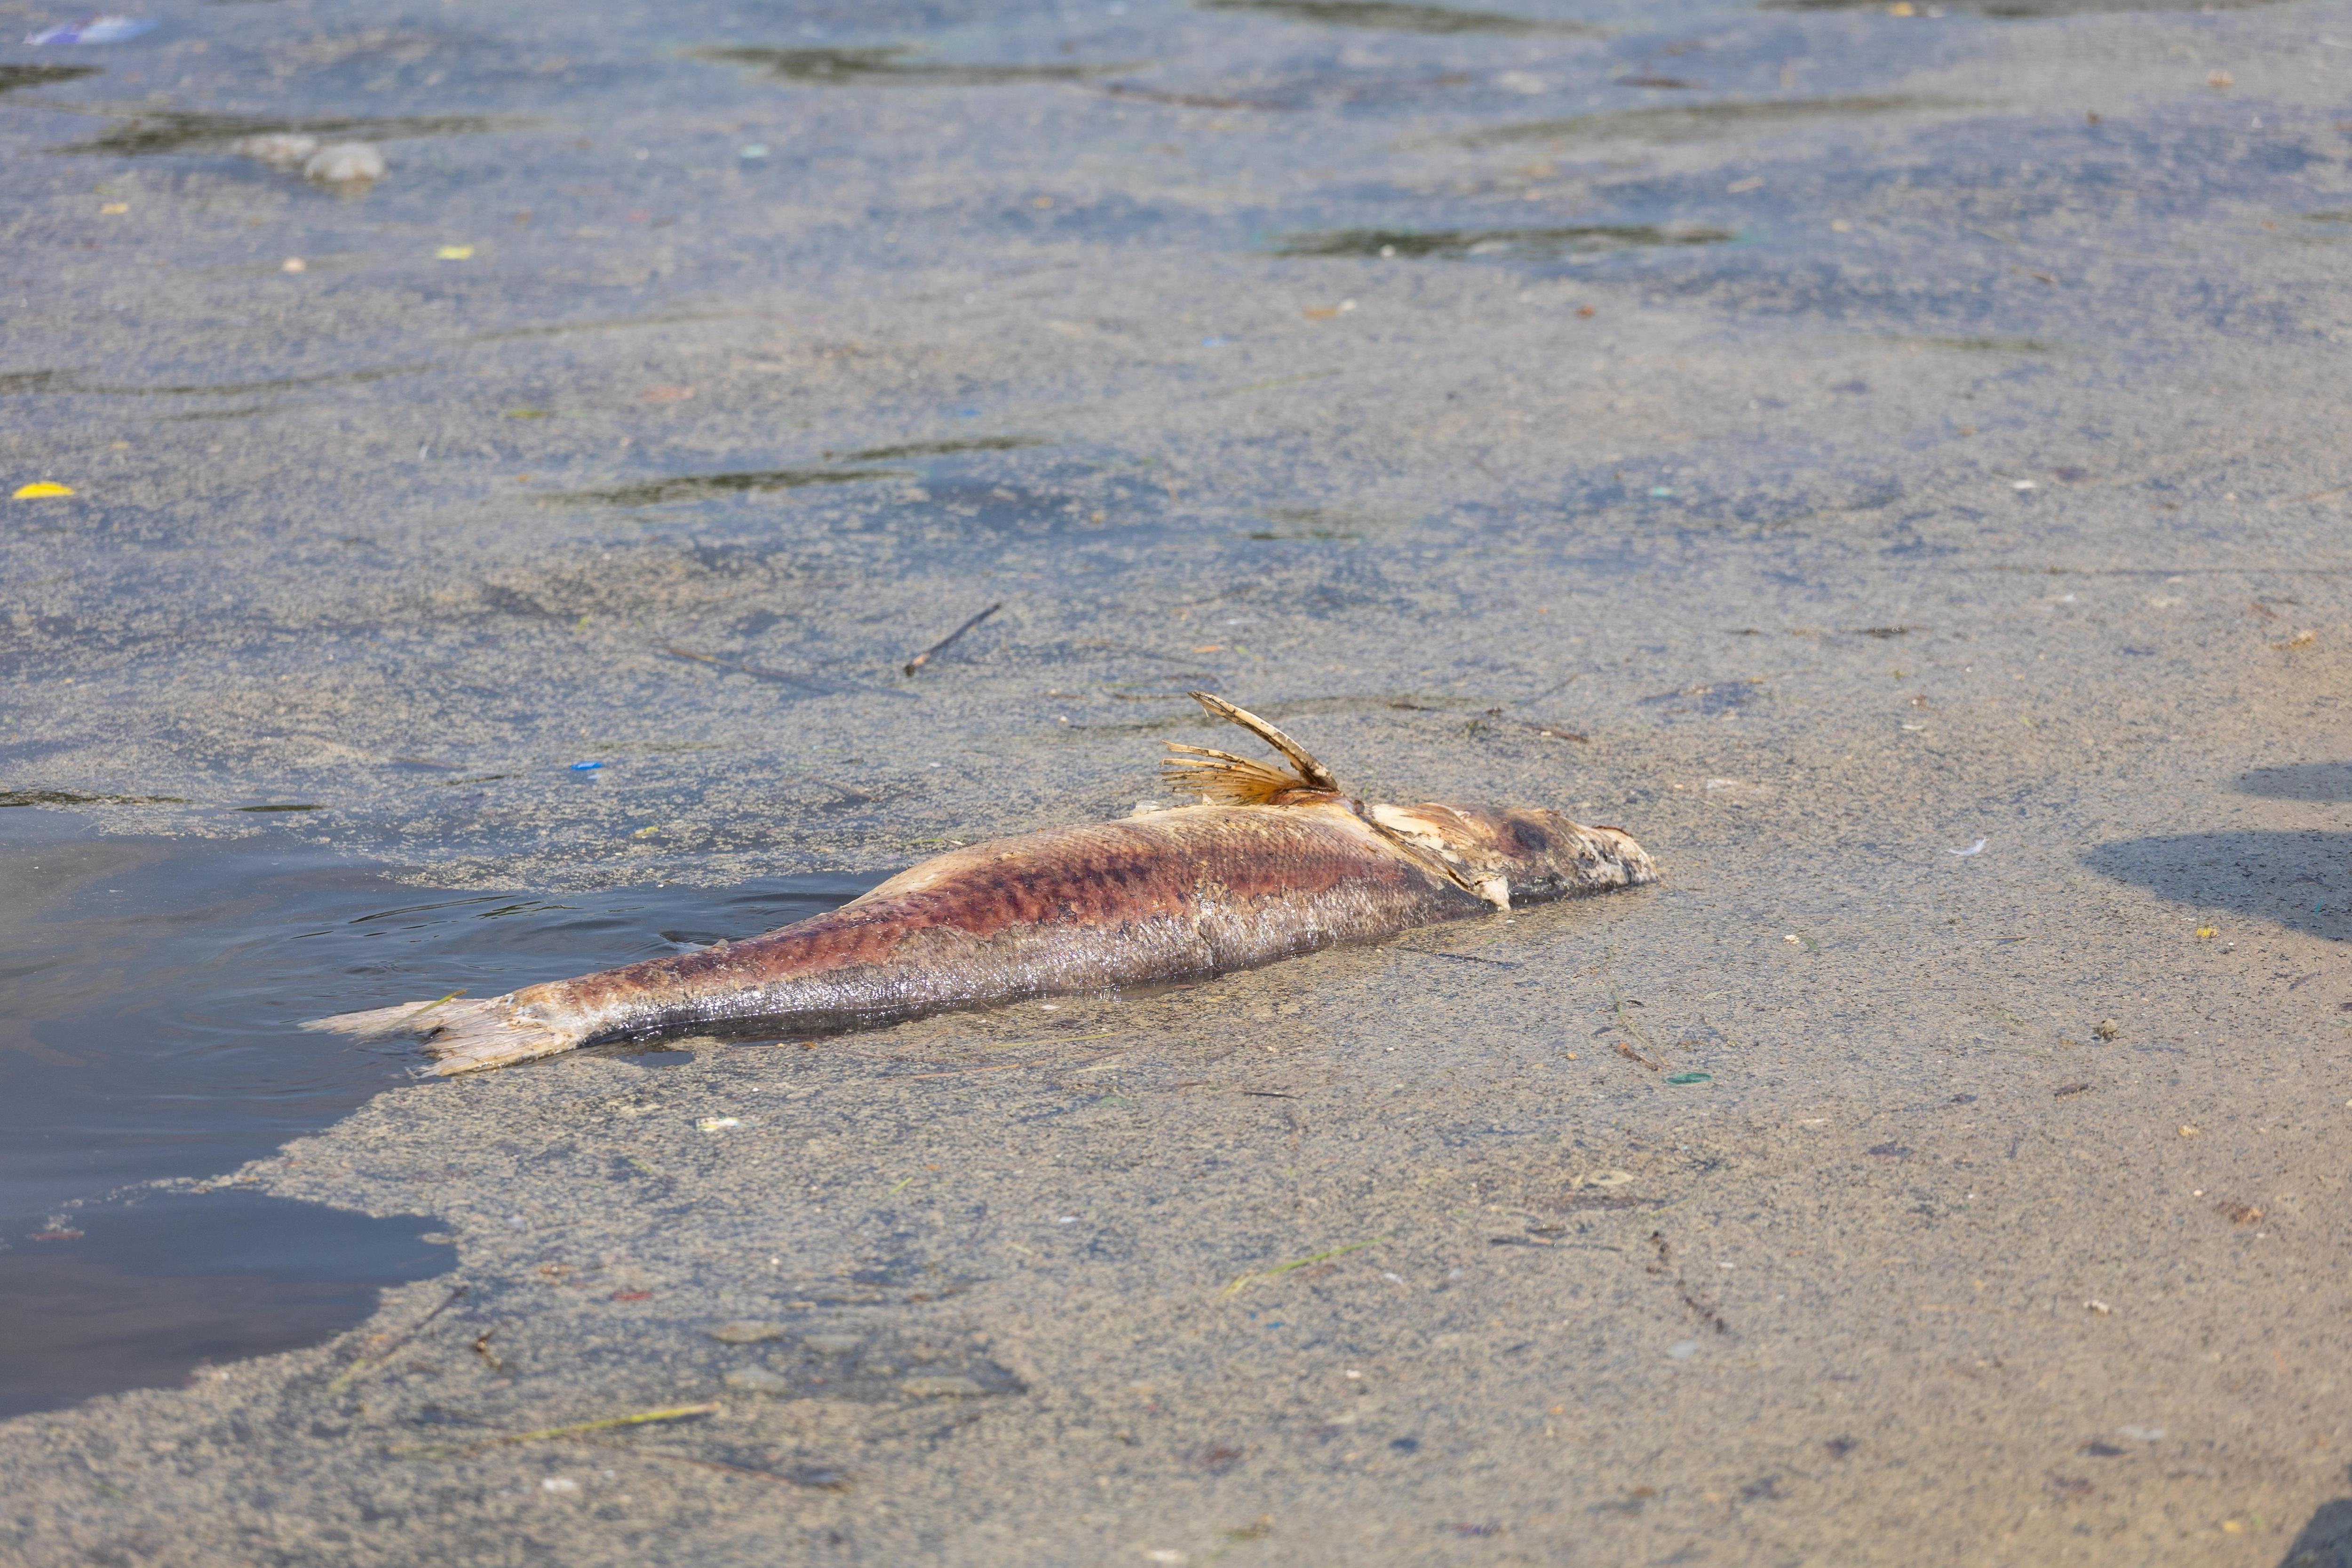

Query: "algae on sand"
<box><xmin>1196</xmin><ymin>0</ymin><xmax>1600</xmax><ymax>33</ymax></box>
<box><xmin>540</xmin><ymin>466</ymin><xmax>906</xmax><ymax>508</ymax></box>
<box><xmin>686</xmin><ymin>46</ymin><xmax>1136</xmax><ymax>87</ymax></box>
<box><xmin>1269</xmin><ymin>224</ymin><xmax>1733</xmax><ymax>259</ymax></box>
<box><xmin>0</xmin><ymin>65</ymin><xmax>100</xmax><ymax>95</ymax></box>
<box><xmin>1430</xmin><ymin>94</ymin><xmax>1985</xmax><ymax>149</ymax></box>
<box><xmin>52</xmin><ymin>111</ymin><xmax>528</xmax><ymax>157</ymax></box>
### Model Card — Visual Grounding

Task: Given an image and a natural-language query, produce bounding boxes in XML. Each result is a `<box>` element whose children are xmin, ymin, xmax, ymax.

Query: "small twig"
<box><xmin>568</xmin><ymin>1436</ymin><xmax>846</xmax><ymax>1487</ymax></box>
<box><xmin>1613</xmin><ymin>1039</ymin><xmax>1667</xmax><ymax>1072</ymax></box>
<box><xmin>903</xmin><ymin>603</ymin><xmax>1001</xmax><ymax>677</ymax></box>
<box><xmin>1223</xmin><ymin>1237</ymin><xmax>1385</xmax><ymax>1298</ymax></box>
<box><xmin>503</xmin><ymin>1403</ymin><xmax>722</xmax><ymax>1446</ymax></box>
<box><xmin>391</xmin><ymin>1403</ymin><xmax>723</xmax><ymax>1458</ymax></box>
<box><xmin>1603</xmin><ymin>955</ymin><xmax>1669</xmax><ymax>1072</ymax></box>
<box><xmin>1396</xmin><ymin>948</ymin><xmax>1521</xmax><ymax>970</ymax></box>
<box><xmin>393</xmin><ymin>991</ymin><xmax>464</xmax><ymax>1030</ymax></box>
<box><xmin>892</xmin><ymin>1059</ymin><xmax>1051</xmax><ymax>1079</ymax></box>
<box><xmin>657</xmin><ymin>645</ymin><xmax>857</xmax><ymax>697</ymax></box>
<box><xmin>326</xmin><ymin>1284</ymin><xmax>467</xmax><ymax>1394</ymax></box>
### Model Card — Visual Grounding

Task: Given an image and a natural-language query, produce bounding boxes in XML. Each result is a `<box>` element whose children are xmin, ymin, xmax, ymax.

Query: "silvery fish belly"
<box><xmin>309</xmin><ymin>693</ymin><xmax>1655</xmax><ymax>1074</ymax></box>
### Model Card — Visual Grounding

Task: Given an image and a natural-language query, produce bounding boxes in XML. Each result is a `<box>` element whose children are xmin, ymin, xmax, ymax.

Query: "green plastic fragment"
<box><xmin>1665</xmin><ymin>1072</ymin><xmax>1713</xmax><ymax>1086</ymax></box>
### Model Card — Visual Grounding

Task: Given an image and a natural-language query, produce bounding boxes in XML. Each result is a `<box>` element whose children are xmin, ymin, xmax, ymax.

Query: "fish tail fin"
<box><xmin>304</xmin><ymin>995</ymin><xmax>581</xmax><ymax>1076</ymax></box>
<box><xmin>1162</xmin><ymin>691</ymin><xmax>1343</xmax><ymax>802</ymax></box>
<box><xmin>303</xmin><ymin>997</ymin><xmax>466</xmax><ymax>1038</ymax></box>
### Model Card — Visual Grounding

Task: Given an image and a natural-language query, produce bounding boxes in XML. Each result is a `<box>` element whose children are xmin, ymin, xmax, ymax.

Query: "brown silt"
<box><xmin>309</xmin><ymin>692</ymin><xmax>1655</xmax><ymax>1074</ymax></box>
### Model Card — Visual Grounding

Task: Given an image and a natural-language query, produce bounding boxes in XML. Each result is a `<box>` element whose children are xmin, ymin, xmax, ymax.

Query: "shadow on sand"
<box><xmin>2081</xmin><ymin>831</ymin><xmax>2349</xmax><ymax>941</ymax></box>
<box><xmin>2280</xmin><ymin>1477</ymin><xmax>2352</xmax><ymax>1567</ymax></box>
<box><xmin>2083</xmin><ymin>764</ymin><xmax>2349</xmax><ymax>941</ymax></box>
<box><xmin>2236</xmin><ymin>763</ymin><xmax>2352</xmax><ymax>803</ymax></box>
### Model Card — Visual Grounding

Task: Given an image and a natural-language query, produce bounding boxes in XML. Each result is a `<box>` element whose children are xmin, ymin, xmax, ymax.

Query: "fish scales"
<box><xmin>310</xmin><ymin>694</ymin><xmax>1655</xmax><ymax>1074</ymax></box>
<box><xmin>544</xmin><ymin>802</ymin><xmax>1482</xmax><ymax>1041</ymax></box>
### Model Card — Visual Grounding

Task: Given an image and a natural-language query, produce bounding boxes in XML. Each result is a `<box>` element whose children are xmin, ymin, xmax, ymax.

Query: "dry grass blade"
<box><xmin>1222</xmin><ymin>1237</ymin><xmax>1386</xmax><ymax>1298</ymax></box>
<box><xmin>904</xmin><ymin>603</ymin><xmax>1001</xmax><ymax>677</ymax></box>
<box><xmin>391</xmin><ymin>1402</ymin><xmax>723</xmax><ymax>1459</ymax></box>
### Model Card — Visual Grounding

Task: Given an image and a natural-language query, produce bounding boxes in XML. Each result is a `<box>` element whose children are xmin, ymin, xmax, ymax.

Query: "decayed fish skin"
<box><xmin>310</xmin><ymin>693</ymin><xmax>1655</xmax><ymax>1074</ymax></box>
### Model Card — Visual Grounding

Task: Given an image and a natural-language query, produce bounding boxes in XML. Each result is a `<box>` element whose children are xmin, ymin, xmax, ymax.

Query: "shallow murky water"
<box><xmin>3</xmin><ymin>0</ymin><xmax>2350</xmax><ymax>1552</ymax></box>
<box><xmin>0</xmin><ymin>805</ymin><xmax>869</xmax><ymax>1413</ymax></box>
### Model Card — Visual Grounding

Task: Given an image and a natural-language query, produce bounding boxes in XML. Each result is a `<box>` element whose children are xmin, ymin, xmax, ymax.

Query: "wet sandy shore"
<box><xmin>4</xmin><ymin>0</ymin><xmax>2351</xmax><ymax>1560</ymax></box>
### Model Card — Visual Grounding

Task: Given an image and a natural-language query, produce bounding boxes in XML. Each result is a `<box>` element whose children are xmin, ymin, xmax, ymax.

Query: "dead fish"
<box><xmin>309</xmin><ymin>692</ymin><xmax>1654</xmax><ymax>1074</ymax></box>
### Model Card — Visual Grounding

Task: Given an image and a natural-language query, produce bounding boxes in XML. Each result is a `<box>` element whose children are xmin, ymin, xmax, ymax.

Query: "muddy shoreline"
<box><xmin>5</xmin><ymin>0</ymin><xmax>2350</xmax><ymax>1560</ymax></box>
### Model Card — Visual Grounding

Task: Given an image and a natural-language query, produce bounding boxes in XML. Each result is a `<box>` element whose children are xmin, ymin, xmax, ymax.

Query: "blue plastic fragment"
<box><xmin>1649</xmin><ymin>486</ymin><xmax>1675</xmax><ymax>498</ymax></box>
<box><xmin>26</xmin><ymin>16</ymin><xmax>156</xmax><ymax>43</ymax></box>
<box><xmin>569</xmin><ymin>760</ymin><xmax>603</xmax><ymax>772</ymax></box>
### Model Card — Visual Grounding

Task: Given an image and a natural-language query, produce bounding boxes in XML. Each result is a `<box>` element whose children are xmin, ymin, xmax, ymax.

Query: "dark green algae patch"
<box><xmin>1195</xmin><ymin>0</ymin><xmax>1601</xmax><ymax>33</ymax></box>
<box><xmin>1432</xmin><ymin>93</ymin><xmax>1986</xmax><ymax>149</ymax></box>
<box><xmin>1765</xmin><ymin>0</ymin><xmax>2288</xmax><ymax>11</ymax></box>
<box><xmin>545</xmin><ymin>466</ymin><xmax>903</xmax><ymax>508</ymax></box>
<box><xmin>51</xmin><ymin>110</ymin><xmax>529</xmax><ymax>157</ymax></box>
<box><xmin>831</xmin><ymin>435</ymin><xmax>1049</xmax><ymax>462</ymax></box>
<box><xmin>542</xmin><ymin>436</ymin><xmax>1051</xmax><ymax>508</ymax></box>
<box><xmin>0</xmin><ymin>65</ymin><xmax>100</xmax><ymax>94</ymax></box>
<box><xmin>1270</xmin><ymin>223</ymin><xmax>1734</xmax><ymax>259</ymax></box>
<box><xmin>687</xmin><ymin>46</ymin><xmax>1138</xmax><ymax>86</ymax></box>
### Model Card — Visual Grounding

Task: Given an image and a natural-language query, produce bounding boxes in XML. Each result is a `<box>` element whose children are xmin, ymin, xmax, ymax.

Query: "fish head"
<box><xmin>1367</xmin><ymin>801</ymin><xmax>1656</xmax><ymax>908</ymax></box>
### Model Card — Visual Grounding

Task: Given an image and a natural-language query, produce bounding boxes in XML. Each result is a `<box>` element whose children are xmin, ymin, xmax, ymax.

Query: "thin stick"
<box><xmin>394</xmin><ymin>991</ymin><xmax>464</xmax><ymax>1030</ymax></box>
<box><xmin>1396</xmin><ymin>948</ymin><xmax>1521</xmax><ymax>970</ymax></box>
<box><xmin>903</xmin><ymin>603</ymin><xmax>1002</xmax><ymax>677</ymax></box>
<box><xmin>1222</xmin><ymin>1237</ymin><xmax>1385</xmax><ymax>1298</ymax></box>
<box><xmin>657</xmin><ymin>645</ymin><xmax>913</xmax><ymax>700</ymax></box>
<box><xmin>658</xmin><ymin>645</ymin><xmax>834</xmax><ymax>693</ymax></box>
<box><xmin>326</xmin><ymin>1284</ymin><xmax>467</xmax><ymax>1394</ymax></box>
<box><xmin>566</xmin><ymin>1435</ymin><xmax>842</xmax><ymax>1487</ymax></box>
<box><xmin>389</xmin><ymin>1402</ymin><xmax>722</xmax><ymax>1460</ymax></box>
<box><xmin>497</xmin><ymin>1403</ymin><xmax>722</xmax><ymax>1447</ymax></box>
<box><xmin>892</xmin><ymin>1049</ymin><xmax>1123</xmax><ymax>1080</ymax></box>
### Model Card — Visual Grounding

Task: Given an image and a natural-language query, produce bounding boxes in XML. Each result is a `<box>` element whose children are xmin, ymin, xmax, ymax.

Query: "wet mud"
<box><xmin>686</xmin><ymin>47</ymin><xmax>1137</xmax><ymax>88</ymax></box>
<box><xmin>4</xmin><ymin>0</ymin><xmax>2351</xmax><ymax>1559</ymax></box>
<box><xmin>1270</xmin><ymin>223</ymin><xmax>1736</xmax><ymax>258</ymax></box>
<box><xmin>1194</xmin><ymin>0</ymin><xmax>1603</xmax><ymax>34</ymax></box>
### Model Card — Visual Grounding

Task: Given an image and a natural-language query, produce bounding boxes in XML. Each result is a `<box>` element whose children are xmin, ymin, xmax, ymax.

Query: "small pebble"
<box><xmin>233</xmin><ymin>133</ymin><xmax>318</xmax><ymax>169</ymax></box>
<box><xmin>898</xmin><ymin>1374</ymin><xmax>987</xmax><ymax>1397</ymax></box>
<box><xmin>708</xmin><ymin>1320</ymin><xmax>788</xmax><ymax>1345</ymax></box>
<box><xmin>303</xmin><ymin>142</ymin><xmax>386</xmax><ymax>189</ymax></box>
<box><xmin>803</xmin><ymin>1333</ymin><xmax>864</xmax><ymax>1354</ymax></box>
<box><xmin>723</xmin><ymin>1367</ymin><xmax>793</xmax><ymax>1394</ymax></box>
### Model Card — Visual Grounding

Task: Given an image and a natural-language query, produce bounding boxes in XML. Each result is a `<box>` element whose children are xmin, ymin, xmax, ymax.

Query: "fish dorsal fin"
<box><xmin>1160</xmin><ymin>691</ymin><xmax>1343</xmax><ymax>804</ymax></box>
